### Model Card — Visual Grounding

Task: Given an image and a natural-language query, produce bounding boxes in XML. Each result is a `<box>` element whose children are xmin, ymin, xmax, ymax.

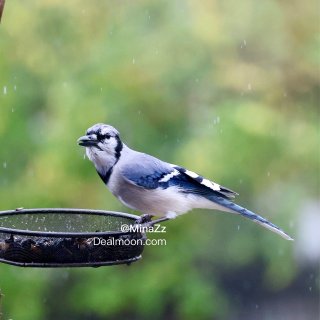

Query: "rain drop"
<box><xmin>3</xmin><ymin>86</ymin><xmax>7</xmax><ymax>95</ymax></box>
<box><xmin>3</xmin><ymin>162</ymin><xmax>7</xmax><ymax>169</ymax></box>
<box><xmin>248</xmin><ymin>83</ymin><xmax>252</xmax><ymax>91</ymax></box>
<box><xmin>132</xmin><ymin>58</ymin><xmax>135</xmax><ymax>64</ymax></box>
<box><xmin>213</xmin><ymin>116</ymin><xmax>220</xmax><ymax>125</ymax></box>
<box><xmin>240</xmin><ymin>40</ymin><xmax>247</xmax><ymax>49</ymax></box>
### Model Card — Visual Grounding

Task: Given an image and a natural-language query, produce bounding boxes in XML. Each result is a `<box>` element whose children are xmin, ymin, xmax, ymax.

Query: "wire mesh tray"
<box><xmin>0</xmin><ymin>208</ymin><xmax>146</xmax><ymax>267</ymax></box>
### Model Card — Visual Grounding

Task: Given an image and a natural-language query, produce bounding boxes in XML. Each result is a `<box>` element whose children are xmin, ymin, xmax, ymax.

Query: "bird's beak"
<box><xmin>77</xmin><ymin>135</ymin><xmax>99</xmax><ymax>147</ymax></box>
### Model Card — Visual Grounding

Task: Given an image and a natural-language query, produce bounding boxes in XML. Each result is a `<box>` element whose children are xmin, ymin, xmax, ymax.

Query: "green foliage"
<box><xmin>0</xmin><ymin>0</ymin><xmax>319</xmax><ymax>319</ymax></box>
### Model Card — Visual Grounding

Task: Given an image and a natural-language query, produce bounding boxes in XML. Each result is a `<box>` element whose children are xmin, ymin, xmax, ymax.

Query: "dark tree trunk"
<box><xmin>0</xmin><ymin>0</ymin><xmax>5</xmax><ymax>23</ymax></box>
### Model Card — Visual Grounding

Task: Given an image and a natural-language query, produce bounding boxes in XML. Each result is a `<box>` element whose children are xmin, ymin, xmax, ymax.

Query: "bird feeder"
<box><xmin>0</xmin><ymin>208</ymin><xmax>151</xmax><ymax>267</ymax></box>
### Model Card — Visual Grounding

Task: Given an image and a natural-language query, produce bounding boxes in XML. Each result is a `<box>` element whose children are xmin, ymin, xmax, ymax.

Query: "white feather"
<box><xmin>159</xmin><ymin>169</ymin><xmax>180</xmax><ymax>182</ymax></box>
<box><xmin>201</xmin><ymin>178</ymin><xmax>220</xmax><ymax>191</ymax></box>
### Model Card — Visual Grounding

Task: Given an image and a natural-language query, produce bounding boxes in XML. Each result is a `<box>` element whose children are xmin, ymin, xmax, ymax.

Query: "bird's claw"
<box><xmin>135</xmin><ymin>214</ymin><xmax>153</xmax><ymax>224</ymax></box>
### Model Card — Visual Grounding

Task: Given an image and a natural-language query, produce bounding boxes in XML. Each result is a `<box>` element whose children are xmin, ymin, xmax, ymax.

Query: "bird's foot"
<box><xmin>135</xmin><ymin>214</ymin><xmax>153</xmax><ymax>224</ymax></box>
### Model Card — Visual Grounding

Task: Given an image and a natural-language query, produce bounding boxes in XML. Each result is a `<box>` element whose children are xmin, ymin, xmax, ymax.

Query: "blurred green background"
<box><xmin>0</xmin><ymin>0</ymin><xmax>319</xmax><ymax>319</ymax></box>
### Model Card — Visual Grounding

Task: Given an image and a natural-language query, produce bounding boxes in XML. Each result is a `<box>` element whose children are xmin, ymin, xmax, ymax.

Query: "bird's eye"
<box><xmin>97</xmin><ymin>132</ymin><xmax>111</xmax><ymax>140</ymax></box>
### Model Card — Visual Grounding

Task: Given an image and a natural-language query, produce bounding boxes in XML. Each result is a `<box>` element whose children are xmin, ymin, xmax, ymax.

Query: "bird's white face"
<box><xmin>78</xmin><ymin>123</ymin><xmax>123</xmax><ymax>174</ymax></box>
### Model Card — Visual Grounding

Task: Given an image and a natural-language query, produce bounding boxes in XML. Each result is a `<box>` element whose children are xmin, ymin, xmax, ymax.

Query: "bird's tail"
<box><xmin>208</xmin><ymin>196</ymin><xmax>293</xmax><ymax>241</ymax></box>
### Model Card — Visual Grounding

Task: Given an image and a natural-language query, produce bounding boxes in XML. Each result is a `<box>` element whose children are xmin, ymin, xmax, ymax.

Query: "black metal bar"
<box><xmin>0</xmin><ymin>208</ymin><xmax>140</xmax><ymax>220</ymax></box>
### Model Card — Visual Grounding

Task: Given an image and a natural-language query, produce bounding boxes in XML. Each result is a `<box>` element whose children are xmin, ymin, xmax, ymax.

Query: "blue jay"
<box><xmin>78</xmin><ymin>123</ymin><xmax>293</xmax><ymax>240</ymax></box>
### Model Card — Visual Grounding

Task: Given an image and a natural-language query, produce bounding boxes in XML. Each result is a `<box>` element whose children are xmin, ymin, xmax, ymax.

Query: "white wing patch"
<box><xmin>184</xmin><ymin>169</ymin><xmax>221</xmax><ymax>191</ymax></box>
<box><xmin>159</xmin><ymin>169</ymin><xmax>180</xmax><ymax>182</ymax></box>
<box><xmin>201</xmin><ymin>178</ymin><xmax>221</xmax><ymax>191</ymax></box>
<box><xmin>184</xmin><ymin>169</ymin><xmax>198</xmax><ymax>179</ymax></box>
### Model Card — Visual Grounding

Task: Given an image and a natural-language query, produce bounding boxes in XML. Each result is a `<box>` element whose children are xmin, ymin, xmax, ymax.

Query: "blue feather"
<box><xmin>121</xmin><ymin>153</ymin><xmax>173</xmax><ymax>189</ymax></box>
<box><xmin>205</xmin><ymin>195</ymin><xmax>293</xmax><ymax>240</ymax></box>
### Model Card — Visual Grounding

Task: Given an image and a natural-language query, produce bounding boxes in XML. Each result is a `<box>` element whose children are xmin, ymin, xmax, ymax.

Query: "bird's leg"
<box><xmin>144</xmin><ymin>211</ymin><xmax>176</xmax><ymax>227</ymax></box>
<box><xmin>147</xmin><ymin>217</ymin><xmax>170</xmax><ymax>227</ymax></box>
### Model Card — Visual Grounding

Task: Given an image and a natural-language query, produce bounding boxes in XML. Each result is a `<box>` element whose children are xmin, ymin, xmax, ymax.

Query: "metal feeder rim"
<box><xmin>0</xmin><ymin>208</ymin><xmax>141</xmax><ymax>238</ymax></box>
<box><xmin>0</xmin><ymin>255</ymin><xmax>142</xmax><ymax>268</ymax></box>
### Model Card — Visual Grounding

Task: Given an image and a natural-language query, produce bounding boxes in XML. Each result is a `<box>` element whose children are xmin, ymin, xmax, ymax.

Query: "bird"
<box><xmin>77</xmin><ymin>123</ymin><xmax>293</xmax><ymax>241</ymax></box>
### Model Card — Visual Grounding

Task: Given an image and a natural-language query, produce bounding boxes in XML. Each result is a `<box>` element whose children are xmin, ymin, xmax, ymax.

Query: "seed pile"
<box><xmin>0</xmin><ymin>233</ymin><xmax>145</xmax><ymax>265</ymax></box>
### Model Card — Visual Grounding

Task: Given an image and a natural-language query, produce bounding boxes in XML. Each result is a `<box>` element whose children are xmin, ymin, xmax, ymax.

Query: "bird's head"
<box><xmin>78</xmin><ymin>123</ymin><xmax>123</xmax><ymax>173</ymax></box>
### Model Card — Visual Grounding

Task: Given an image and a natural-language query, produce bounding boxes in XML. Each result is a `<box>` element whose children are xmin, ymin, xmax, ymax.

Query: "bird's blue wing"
<box><xmin>120</xmin><ymin>153</ymin><xmax>175</xmax><ymax>189</ymax></box>
<box><xmin>171</xmin><ymin>166</ymin><xmax>238</xmax><ymax>200</ymax></box>
<box><xmin>121</xmin><ymin>156</ymin><xmax>237</xmax><ymax>200</ymax></box>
